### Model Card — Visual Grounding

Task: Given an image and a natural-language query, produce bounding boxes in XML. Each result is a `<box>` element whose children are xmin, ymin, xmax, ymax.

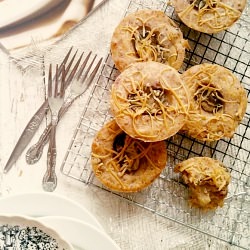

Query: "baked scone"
<box><xmin>181</xmin><ymin>63</ymin><xmax>247</xmax><ymax>141</ymax></box>
<box><xmin>111</xmin><ymin>9</ymin><xmax>189</xmax><ymax>72</ymax></box>
<box><xmin>110</xmin><ymin>61</ymin><xmax>190</xmax><ymax>142</ymax></box>
<box><xmin>172</xmin><ymin>0</ymin><xmax>247</xmax><ymax>34</ymax></box>
<box><xmin>91</xmin><ymin>119</ymin><xmax>167</xmax><ymax>192</ymax></box>
<box><xmin>175</xmin><ymin>157</ymin><xmax>231</xmax><ymax>210</ymax></box>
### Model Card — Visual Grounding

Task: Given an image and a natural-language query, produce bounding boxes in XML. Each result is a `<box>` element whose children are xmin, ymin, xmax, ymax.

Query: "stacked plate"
<box><xmin>0</xmin><ymin>192</ymin><xmax>120</xmax><ymax>250</ymax></box>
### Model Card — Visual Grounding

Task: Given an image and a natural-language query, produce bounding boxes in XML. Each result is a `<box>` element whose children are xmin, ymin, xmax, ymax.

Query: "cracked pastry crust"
<box><xmin>180</xmin><ymin>63</ymin><xmax>247</xmax><ymax>141</ymax></box>
<box><xmin>172</xmin><ymin>0</ymin><xmax>247</xmax><ymax>34</ymax></box>
<box><xmin>91</xmin><ymin>119</ymin><xmax>167</xmax><ymax>192</ymax></box>
<box><xmin>110</xmin><ymin>9</ymin><xmax>189</xmax><ymax>72</ymax></box>
<box><xmin>110</xmin><ymin>61</ymin><xmax>190</xmax><ymax>142</ymax></box>
<box><xmin>175</xmin><ymin>157</ymin><xmax>231</xmax><ymax>210</ymax></box>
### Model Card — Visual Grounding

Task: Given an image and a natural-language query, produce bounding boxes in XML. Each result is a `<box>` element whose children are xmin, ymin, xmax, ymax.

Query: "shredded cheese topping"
<box><xmin>122</xmin><ymin>15</ymin><xmax>182</xmax><ymax>67</ymax></box>
<box><xmin>175</xmin><ymin>157</ymin><xmax>231</xmax><ymax>209</ymax></box>
<box><xmin>112</xmin><ymin>68</ymin><xmax>189</xmax><ymax>139</ymax></box>
<box><xmin>183</xmin><ymin>65</ymin><xmax>240</xmax><ymax>141</ymax></box>
<box><xmin>193</xmin><ymin>76</ymin><xmax>235</xmax><ymax>115</ymax></box>
<box><xmin>177</xmin><ymin>160</ymin><xmax>230</xmax><ymax>190</ymax></box>
<box><xmin>180</xmin><ymin>0</ymin><xmax>242</xmax><ymax>32</ymax></box>
<box><xmin>93</xmin><ymin>124</ymin><xmax>160</xmax><ymax>180</ymax></box>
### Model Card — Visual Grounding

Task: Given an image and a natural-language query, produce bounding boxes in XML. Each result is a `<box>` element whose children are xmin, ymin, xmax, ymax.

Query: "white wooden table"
<box><xmin>0</xmin><ymin>0</ymin><xmax>248</xmax><ymax>249</ymax></box>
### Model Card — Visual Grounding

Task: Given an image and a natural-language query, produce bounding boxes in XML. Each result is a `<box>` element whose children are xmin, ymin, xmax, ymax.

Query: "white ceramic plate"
<box><xmin>0</xmin><ymin>192</ymin><xmax>104</xmax><ymax>231</ymax></box>
<box><xmin>39</xmin><ymin>216</ymin><xmax>121</xmax><ymax>250</ymax></box>
<box><xmin>0</xmin><ymin>214</ymin><xmax>73</xmax><ymax>249</ymax></box>
<box><xmin>0</xmin><ymin>0</ymin><xmax>64</xmax><ymax>29</ymax></box>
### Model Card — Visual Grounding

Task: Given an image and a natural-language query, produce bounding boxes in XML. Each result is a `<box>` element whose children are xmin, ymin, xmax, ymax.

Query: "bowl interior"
<box><xmin>0</xmin><ymin>214</ymin><xmax>73</xmax><ymax>249</ymax></box>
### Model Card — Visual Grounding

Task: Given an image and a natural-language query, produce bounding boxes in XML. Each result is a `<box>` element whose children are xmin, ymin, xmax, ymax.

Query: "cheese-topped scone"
<box><xmin>110</xmin><ymin>61</ymin><xmax>190</xmax><ymax>142</ymax></box>
<box><xmin>175</xmin><ymin>157</ymin><xmax>231</xmax><ymax>210</ymax></box>
<box><xmin>111</xmin><ymin>9</ymin><xmax>189</xmax><ymax>71</ymax></box>
<box><xmin>172</xmin><ymin>0</ymin><xmax>247</xmax><ymax>34</ymax></box>
<box><xmin>180</xmin><ymin>63</ymin><xmax>247</xmax><ymax>141</ymax></box>
<box><xmin>91</xmin><ymin>119</ymin><xmax>167</xmax><ymax>192</ymax></box>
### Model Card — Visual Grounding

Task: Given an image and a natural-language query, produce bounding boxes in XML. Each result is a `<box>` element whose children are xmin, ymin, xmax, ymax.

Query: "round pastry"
<box><xmin>172</xmin><ymin>0</ymin><xmax>247</xmax><ymax>34</ymax></box>
<box><xmin>175</xmin><ymin>157</ymin><xmax>231</xmax><ymax>210</ymax></box>
<box><xmin>181</xmin><ymin>63</ymin><xmax>247</xmax><ymax>141</ymax></box>
<box><xmin>110</xmin><ymin>9</ymin><xmax>189</xmax><ymax>72</ymax></box>
<box><xmin>110</xmin><ymin>61</ymin><xmax>190</xmax><ymax>142</ymax></box>
<box><xmin>91</xmin><ymin>119</ymin><xmax>167</xmax><ymax>192</ymax></box>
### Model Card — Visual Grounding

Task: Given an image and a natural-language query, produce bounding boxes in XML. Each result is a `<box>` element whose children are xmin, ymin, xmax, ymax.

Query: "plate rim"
<box><xmin>0</xmin><ymin>192</ymin><xmax>104</xmax><ymax>231</ymax></box>
<box><xmin>39</xmin><ymin>215</ymin><xmax>121</xmax><ymax>250</ymax></box>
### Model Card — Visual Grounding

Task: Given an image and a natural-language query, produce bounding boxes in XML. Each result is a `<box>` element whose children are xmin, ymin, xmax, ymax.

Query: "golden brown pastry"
<box><xmin>91</xmin><ymin>119</ymin><xmax>167</xmax><ymax>192</ymax></box>
<box><xmin>110</xmin><ymin>61</ymin><xmax>190</xmax><ymax>142</ymax></box>
<box><xmin>175</xmin><ymin>157</ymin><xmax>231</xmax><ymax>210</ymax></box>
<box><xmin>110</xmin><ymin>9</ymin><xmax>189</xmax><ymax>72</ymax></box>
<box><xmin>172</xmin><ymin>0</ymin><xmax>247</xmax><ymax>34</ymax></box>
<box><xmin>180</xmin><ymin>63</ymin><xmax>247</xmax><ymax>141</ymax></box>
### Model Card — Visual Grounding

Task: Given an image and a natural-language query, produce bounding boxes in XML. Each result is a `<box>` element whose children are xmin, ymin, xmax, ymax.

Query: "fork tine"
<box><xmin>65</xmin><ymin>51</ymin><xmax>84</xmax><ymax>87</ymax></box>
<box><xmin>60</xmin><ymin>65</ymin><xmax>66</xmax><ymax>98</ymax></box>
<box><xmin>86</xmin><ymin>57</ymin><xmax>103</xmax><ymax>83</ymax></box>
<box><xmin>78</xmin><ymin>53</ymin><xmax>97</xmax><ymax>82</ymax></box>
<box><xmin>54</xmin><ymin>46</ymin><xmax>73</xmax><ymax>81</ymax></box>
<box><xmin>79</xmin><ymin>57</ymin><xmax>102</xmax><ymax>94</ymax></box>
<box><xmin>48</xmin><ymin>64</ymin><xmax>53</xmax><ymax>97</ymax></box>
<box><xmin>64</xmin><ymin>49</ymin><xmax>79</xmax><ymax>76</ymax></box>
<box><xmin>54</xmin><ymin>64</ymin><xmax>59</xmax><ymax>97</ymax></box>
<box><xmin>76</xmin><ymin>51</ymin><xmax>92</xmax><ymax>81</ymax></box>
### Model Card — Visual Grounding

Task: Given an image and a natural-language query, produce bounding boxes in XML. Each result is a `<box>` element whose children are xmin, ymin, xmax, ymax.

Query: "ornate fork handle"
<box><xmin>26</xmin><ymin>97</ymin><xmax>75</xmax><ymax>164</ymax></box>
<box><xmin>42</xmin><ymin>120</ymin><xmax>58</xmax><ymax>192</ymax></box>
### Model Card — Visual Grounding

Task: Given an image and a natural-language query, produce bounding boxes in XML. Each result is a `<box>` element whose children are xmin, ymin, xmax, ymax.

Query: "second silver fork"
<box><xmin>43</xmin><ymin>64</ymin><xmax>65</xmax><ymax>192</ymax></box>
<box><xmin>26</xmin><ymin>52</ymin><xmax>102</xmax><ymax>165</ymax></box>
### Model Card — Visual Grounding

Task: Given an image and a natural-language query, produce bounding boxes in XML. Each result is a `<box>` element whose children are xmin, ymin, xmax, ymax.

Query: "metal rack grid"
<box><xmin>61</xmin><ymin>0</ymin><xmax>250</xmax><ymax>248</ymax></box>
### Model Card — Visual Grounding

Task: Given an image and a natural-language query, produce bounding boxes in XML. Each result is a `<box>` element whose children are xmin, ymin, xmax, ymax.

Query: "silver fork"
<box><xmin>25</xmin><ymin>50</ymin><xmax>85</xmax><ymax>164</ymax></box>
<box><xmin>42</xmin><ymin>64</ymin><xmax>65</xmax><ymax>192</ymax></box>
<box><xmin>26</xmin><ymin>52</ymin><xmax>103</xmax><ymax>165</ymax></box>
<box><xmin>3</xmin><ymin>47</ymin><xmax>82</xmax><ymax>174</ymax></box>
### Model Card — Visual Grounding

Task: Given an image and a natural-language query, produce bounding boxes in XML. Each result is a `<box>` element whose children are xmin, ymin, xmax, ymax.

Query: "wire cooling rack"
<box><xmin>61</xmin><ymin>0</ymin><xmax>250</xmax><ymax>248</ymax></box>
